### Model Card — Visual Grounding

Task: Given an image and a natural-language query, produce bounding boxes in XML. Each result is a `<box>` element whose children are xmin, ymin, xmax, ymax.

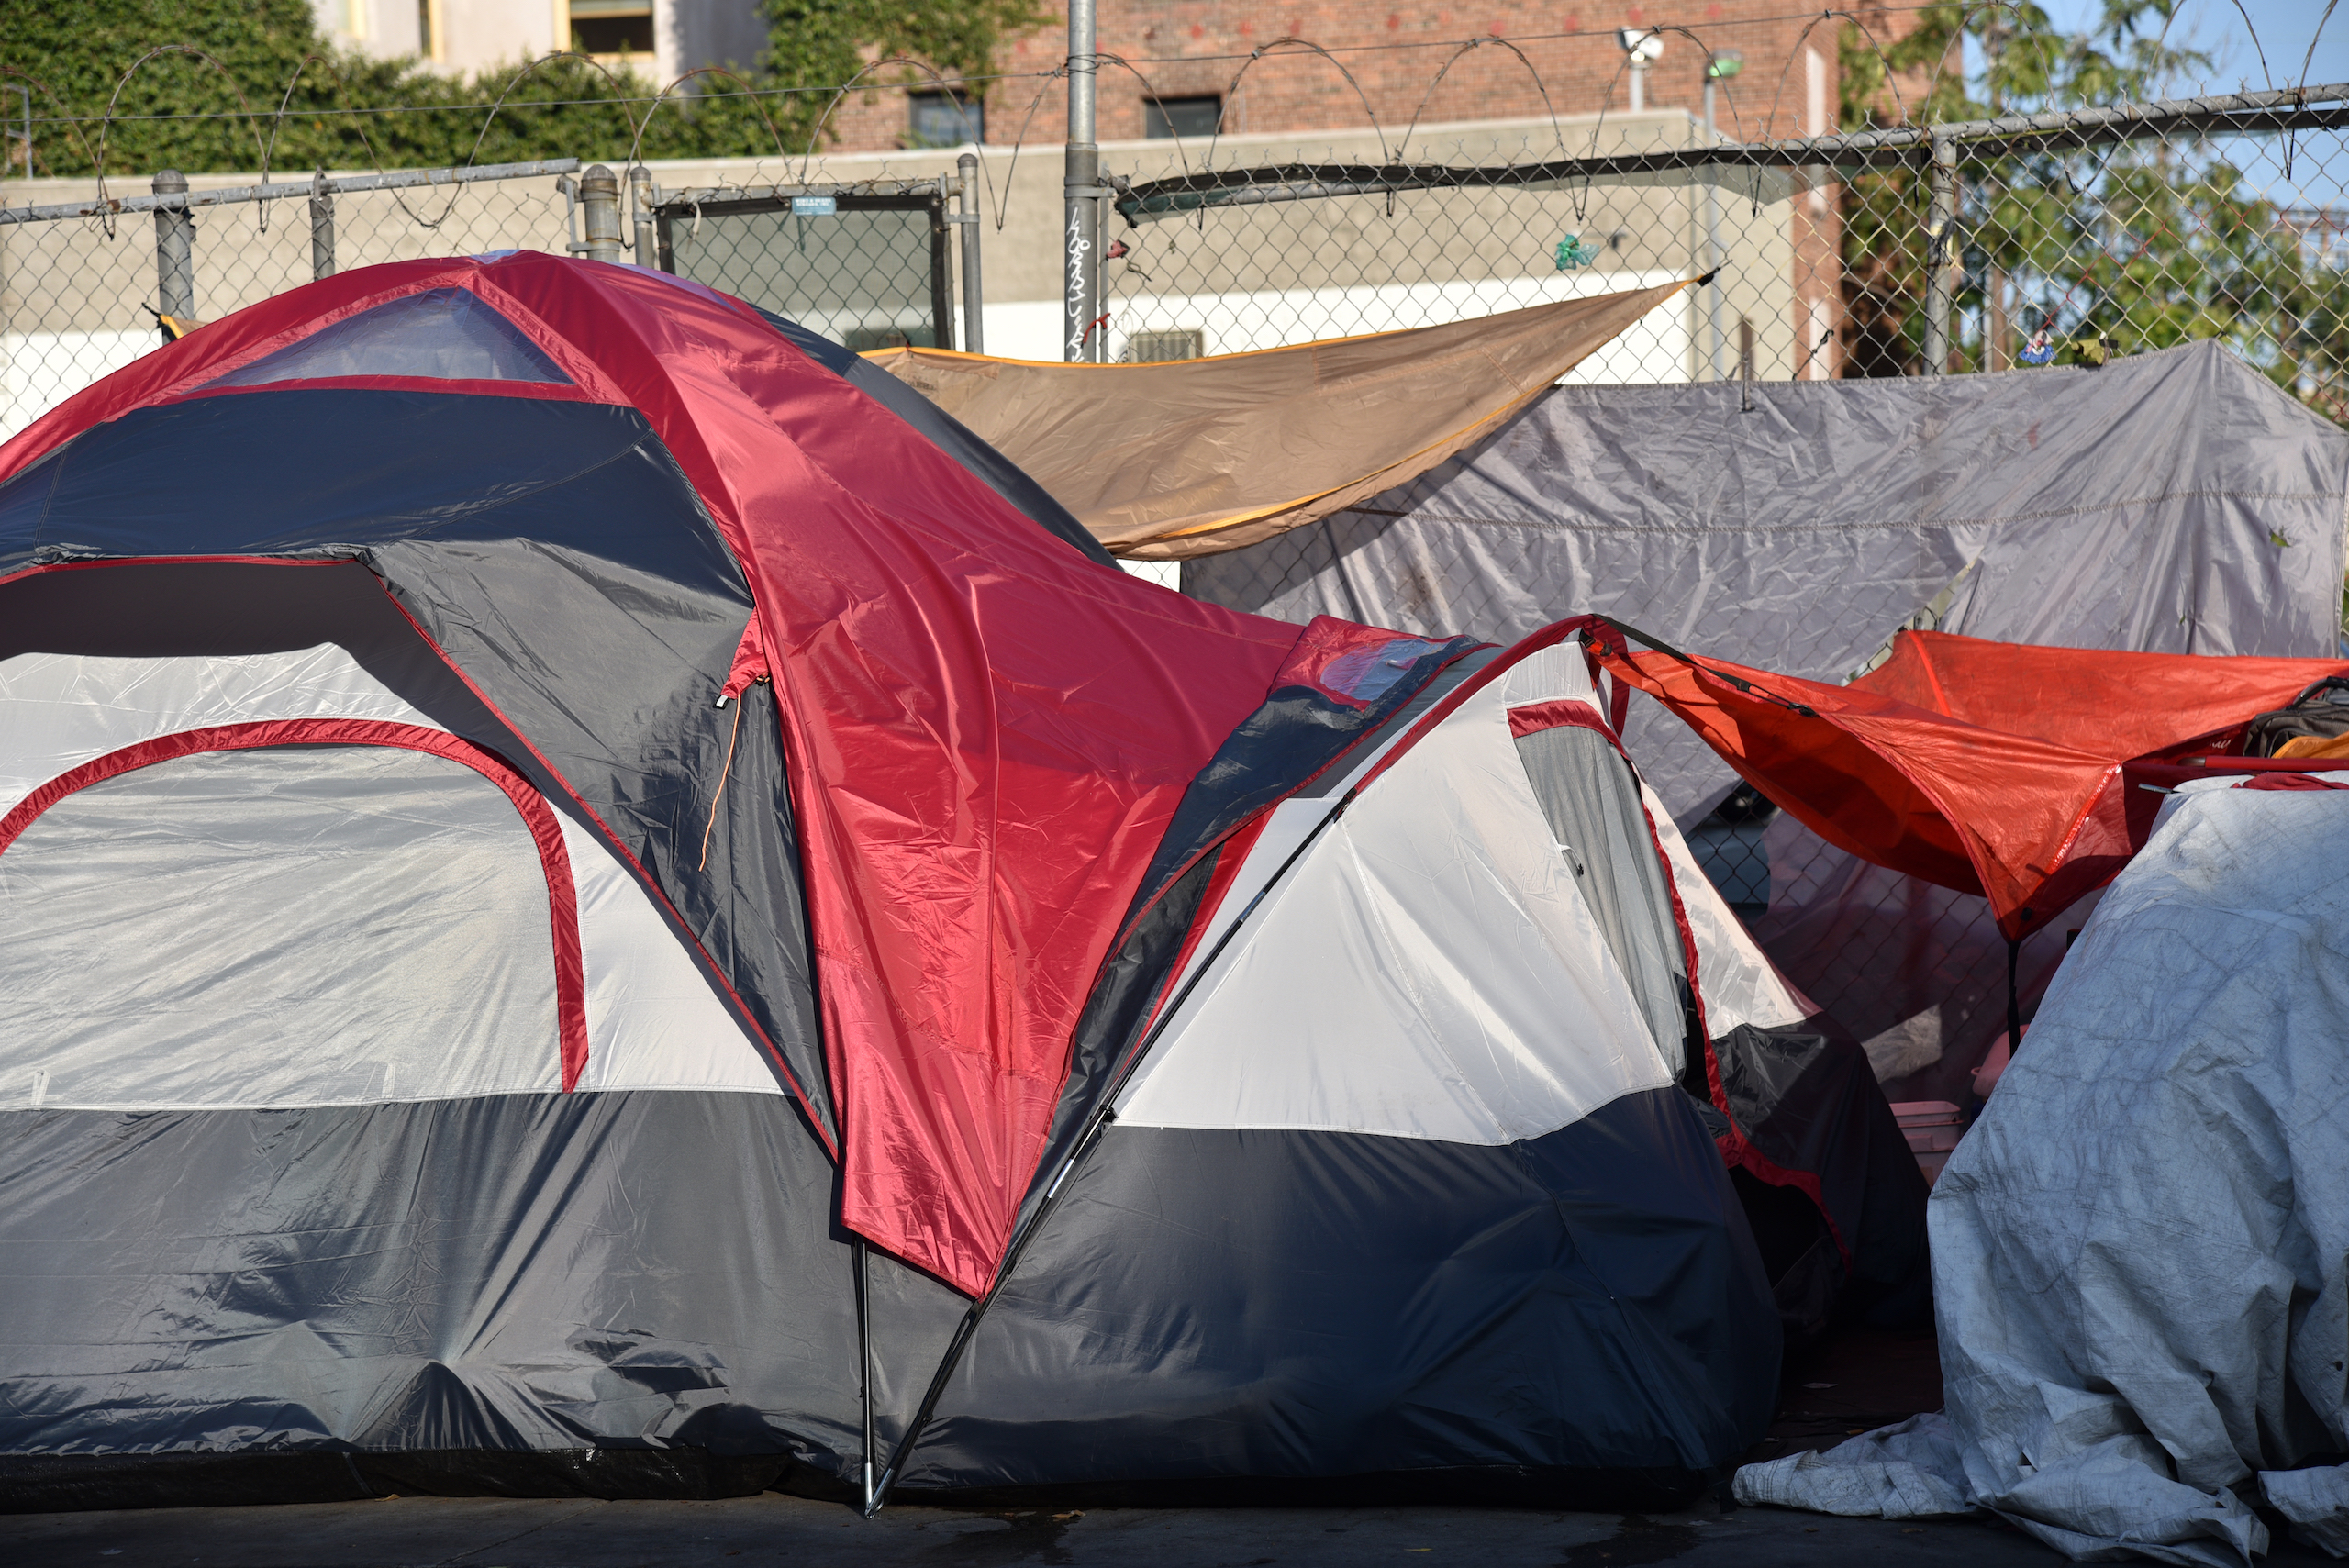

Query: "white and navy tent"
<box><xmin>0</xmin><ymin>253</ymin><xmax>1887</xmax><ymax>1514</ymax></box>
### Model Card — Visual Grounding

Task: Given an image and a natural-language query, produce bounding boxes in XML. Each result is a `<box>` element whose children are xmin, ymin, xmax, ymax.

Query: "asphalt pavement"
<box><xmin>18</xmin><ymin>1487</ymin><xmax>2347</xmax><ymax>1568</ymax></box>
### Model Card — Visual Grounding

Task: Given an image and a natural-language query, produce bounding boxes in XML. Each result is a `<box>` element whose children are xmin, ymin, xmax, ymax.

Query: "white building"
<box><xmin>313</xmin><ymin>0</ymin><xmax>766</xmax><ymax>84</ymax></box>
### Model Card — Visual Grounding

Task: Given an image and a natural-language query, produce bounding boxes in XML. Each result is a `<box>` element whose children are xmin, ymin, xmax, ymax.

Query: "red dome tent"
<box><xmin>0</xmin><ymin>255</ymin><xmax>1784</xmax><ymax>1511</ymax></box>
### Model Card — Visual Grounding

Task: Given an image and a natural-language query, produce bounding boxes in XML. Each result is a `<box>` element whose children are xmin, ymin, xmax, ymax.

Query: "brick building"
<box><xmin>824</xmin><ymin>2</ymin><xmax>1841</xmax><ymax>153</ymax></box>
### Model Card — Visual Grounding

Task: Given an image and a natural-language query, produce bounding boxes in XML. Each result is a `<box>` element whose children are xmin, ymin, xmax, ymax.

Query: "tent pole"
<box><xmin>2006</xmin><ymin>937</ymin><xmax>2022</xmax><ymax>1051</ymax></box>
<box><xmin>855</xmin><ymin>1238</ymin><xmax>874</xmax><ymax>1514</ymax></box>
<box><xmin>865</xmin><ymin>786</ymin><xmax>1366</xmax><ymax>1514</ymax></box>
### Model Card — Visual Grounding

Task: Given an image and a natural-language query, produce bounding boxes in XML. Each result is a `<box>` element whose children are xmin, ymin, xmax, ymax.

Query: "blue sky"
<box><xmin>2034</xmin><ymin>0</ymin><xmax>2349</xmax><ymax>93</ymax></box>
<box><xmin>1987</xmin><ymin>3</ymin><xmax>2349</xmax><ymax>204</ymax></box>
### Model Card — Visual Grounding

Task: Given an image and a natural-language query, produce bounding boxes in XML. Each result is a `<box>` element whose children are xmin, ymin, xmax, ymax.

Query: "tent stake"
<box><xmin>865</xmin><ymin>786</ymin><xmax>1364</xmax><ymax>1514</ymax></box>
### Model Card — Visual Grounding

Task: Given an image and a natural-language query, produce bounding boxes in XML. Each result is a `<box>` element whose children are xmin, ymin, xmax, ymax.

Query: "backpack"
<box><xmin>2243</xmin><ymin>675</ymin><xmax>2349</xmax><ymax>757</ymax></box>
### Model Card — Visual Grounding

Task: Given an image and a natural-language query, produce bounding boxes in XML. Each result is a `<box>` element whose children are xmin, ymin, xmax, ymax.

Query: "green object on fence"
<box><xmin>1554</xmin><ymin>235</ymin><xmax>1598</xmax><ymax>271</ymax></box>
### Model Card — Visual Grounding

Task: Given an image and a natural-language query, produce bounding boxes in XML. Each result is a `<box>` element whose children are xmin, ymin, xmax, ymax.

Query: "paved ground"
<box><xmin>0</xmin><ymin>1489</ymin><xmax>2110</xmax><ymax>1567</ymax></box>
<box><xmin>20</xmin><ymin>1329</ymin><xmax>2333</xmax><ymax>1565</ymax></box>
<box><xmin>23</xmin><ymin>1485</ymin><xmax>2349</xmax><ymax>1567</ymax></box>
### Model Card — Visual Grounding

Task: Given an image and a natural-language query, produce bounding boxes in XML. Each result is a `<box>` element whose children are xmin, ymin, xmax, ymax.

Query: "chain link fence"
<box><xmin>2</xmin><ymin>156</ymin><xmax>991</xmax><ymax>438</ymax></box>
<box><xmin>1</xmin><ymin>161</ymin><xmax>582</xmax><ymax>439</ymax></box>
<box><xmin>1102</xmin><ymin>87</ymin><xmax>2349</xmax><ymax>388</ymax></box>
<box><xmin>1099</xmin><ymin>117</ymin><xmax>1787</xmax><ymax>381</ymax></box>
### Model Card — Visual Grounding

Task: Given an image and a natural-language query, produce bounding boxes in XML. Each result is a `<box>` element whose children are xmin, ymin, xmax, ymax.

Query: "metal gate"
<box><xmin>654</xmin><ymin>183</ymin><xmax>955</xmax><ymax>350</ymax></box>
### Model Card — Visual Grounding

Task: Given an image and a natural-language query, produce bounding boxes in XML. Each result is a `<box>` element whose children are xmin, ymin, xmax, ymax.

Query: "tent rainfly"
<box><xmin>0</xmin><ymin>253</ymin><xmax>1876</xmax><ymax>1514</ymax></box>
<box><xmin>863</xmin><ymin>285</ymin><xmax>1687</xmax><ymax>559</ymax></box>
<box><xmin>1575</xmin><ymin>621</ymin><xmax>2349</xmax><ymax>940</ymax></box>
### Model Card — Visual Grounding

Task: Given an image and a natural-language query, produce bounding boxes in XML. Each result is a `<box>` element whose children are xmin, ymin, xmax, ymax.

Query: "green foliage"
<box><xmin>0</xmin><ymin>0</ymin><xmax>1050</xmax><ymax>177</ymax></box>
<box><xmin>1830</xmin><ymin>2</ymin><xmax>2335</xmax><ymax>387</ymax></box>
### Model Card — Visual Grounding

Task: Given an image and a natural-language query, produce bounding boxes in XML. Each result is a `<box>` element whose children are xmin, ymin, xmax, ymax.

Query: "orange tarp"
<box><xmin>864</xmin><ymin>285</ymin><xmax>1687</xmax><ymax>560</ymax></box>
<box><xmin>1573</xmin><ymin>622</ymin><xmax>2345</xmax><ymax>939</ymax></box>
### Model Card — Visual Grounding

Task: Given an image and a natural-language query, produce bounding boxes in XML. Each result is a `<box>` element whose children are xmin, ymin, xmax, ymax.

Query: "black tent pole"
<box><xmin>855</xmin><ymin>1238</ymin><xmax>874</xmax><ymax>1514</ymax></box>
<box><xmin>2006</xmin><ymin>937</ymin><xmax>2022</xmax><ymax>1052</ymax></box>
<box><xmin>863</xmin><ymin>786</ymin><xmax>1364</xmax><ymax>1517</ymax></box>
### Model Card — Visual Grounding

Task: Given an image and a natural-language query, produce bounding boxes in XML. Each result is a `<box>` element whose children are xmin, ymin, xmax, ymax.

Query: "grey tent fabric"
<box><xmin>1188</xmin><ymin>341</ymin><xmax>2348</xmax><ymax>1096</ymax></box>
<box><xmin>1514</xmin><ymin>725</ymin><xmax>1690</xmax><ymax>1075</ymax></box>
<box><xmin>1186</xmin><ymin>339</ymin><xmax>2349</xmax><ymax>824</ymax></box>
<box><xmin>0</xmin><ymin>747</ymin><xmax>561</xmax><ymax>1108</ymax></box>
<box><xmin>1735</xmin><ymin>778</ymin><xmax>2349</xmax><ymax>1566</ymax></box>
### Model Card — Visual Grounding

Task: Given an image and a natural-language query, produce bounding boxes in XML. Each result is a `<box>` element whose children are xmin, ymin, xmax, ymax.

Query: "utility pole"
<box><xmin>1063</xmin><ymin>0</ymin><xmax>1099</xmax><ymax>361</ymax></box>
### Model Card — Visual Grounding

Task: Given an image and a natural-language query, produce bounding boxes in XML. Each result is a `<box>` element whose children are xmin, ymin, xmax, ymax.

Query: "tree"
<box><xmin>1827</xmin><ymin>3</ymin><xmax>2316</xmax><ymax>381</ymax></box>
<box><xmin>0</xmin><ymin>0</ymin><xmax>1049</xmax><ymax>177</ymax></box>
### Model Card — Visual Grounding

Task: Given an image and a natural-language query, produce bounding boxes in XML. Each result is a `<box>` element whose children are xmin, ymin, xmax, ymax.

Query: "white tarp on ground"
<box><xmin>1735</xmin><ymin>778</ymin><xmax>2349</xmax><ymax>1565</ymax></box>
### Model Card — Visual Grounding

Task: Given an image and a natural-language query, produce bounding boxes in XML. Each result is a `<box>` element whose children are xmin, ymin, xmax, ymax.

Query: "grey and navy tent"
<box><xmin>0</xmin><ymin>252</ymin><xmax>1798</xmax><ymax>1512</ymax></box>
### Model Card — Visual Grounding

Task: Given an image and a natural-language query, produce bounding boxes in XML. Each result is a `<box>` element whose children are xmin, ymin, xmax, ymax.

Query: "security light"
<box><xmin>1617</xmin><ymin>28</ymin><xmax>1664</xmax><ymax>61</ymax></box>
<box><xmin>1707</xmin><ymin>50</ymin><xmax>1743</xmax><ymax>81</ymax></box>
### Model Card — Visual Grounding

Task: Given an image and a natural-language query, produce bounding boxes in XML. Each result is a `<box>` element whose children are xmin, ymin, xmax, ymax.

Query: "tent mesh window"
<box><xmin>200</xmin><ymin>287</ymin><xmax>573</xmax><ymax>388</ymax></box>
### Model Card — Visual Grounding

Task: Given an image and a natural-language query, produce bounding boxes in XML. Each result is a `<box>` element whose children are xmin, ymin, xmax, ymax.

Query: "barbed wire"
<box><xmin>0</xmin><ymin>0</ymin><xmax>2326</xmax><ymax>216</ymax></box>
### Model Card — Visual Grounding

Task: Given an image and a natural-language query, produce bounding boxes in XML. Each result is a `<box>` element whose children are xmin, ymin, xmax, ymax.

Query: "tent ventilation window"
<box><xmin>1514</xmin><ymin>720</ymin><xmax>1692</xmax><ymax>1073</ymax></box>
<box><xmin>198</xmin><ymin>287</ymin><xmax>574</xmax><ymax>390</ymax></box>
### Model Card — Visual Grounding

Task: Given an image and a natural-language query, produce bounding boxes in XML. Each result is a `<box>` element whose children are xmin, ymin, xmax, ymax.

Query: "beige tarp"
<box><xmin>863</xmin><ymin>283</ymin><xmax>1688</xmax><ymax>559</ymax></box>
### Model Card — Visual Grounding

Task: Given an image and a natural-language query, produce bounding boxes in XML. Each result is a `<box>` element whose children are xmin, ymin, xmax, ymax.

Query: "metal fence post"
<box><xmin>1063</xmin><ymin>0</ymin><xmax>1099</xmax><ymax>361</ymax></box>
<box><xmin>151</xmin><ymin>169</ymin><xmax>194</xmax><ymax>322</ymax></box>
<box><xmin>629</xmin><ymin>164</ymin><xmax>656</xmax><ymax>267</ymax></box>
<box><xmin>578</xmin><ymin>164</ymin><xmax>623</xmax><ymax>263</ymax></box>
<box><xmin>1703</xmin><ymin>72</ymin><xmax>1726</xmax><ymax>380</ymax></box>
<box><xmin>309</xmin><ymin>170</ymin><xmax>336</xmax><ymax>281</ymax></box>
<box><xmin>1922</xmin><ymin>131</ymin><xmax>1957</xmax><ymax>375</ymax></box>
<box><xmin>957</xmin><ymin>151</ymin><xmax>985</xmax><ymax>354</ymax></box>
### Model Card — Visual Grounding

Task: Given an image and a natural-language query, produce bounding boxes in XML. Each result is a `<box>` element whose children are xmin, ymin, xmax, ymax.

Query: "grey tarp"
<box><xmin>1736</xmin><ymin>777</ymin><xmax>2349</xmax><ymax>1567</ymax></box>
<box><xmin>1188</xmin><ymin>341</ymin><xmax>2349</xmax><ymax>1097</ymax></box>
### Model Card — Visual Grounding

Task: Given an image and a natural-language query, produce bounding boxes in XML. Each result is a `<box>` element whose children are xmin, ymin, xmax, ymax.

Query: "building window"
<box><xmin>907</xmin><ymin>91</ymin><xmax>984</xmax><ymax>148</ymax></box>
<box><xmin>570</xmin><ymin>0</ymin><xmax>655</xmax><ymax>58</ymax></box>
<box><xmin>417</xmin><ymin>0</ymin><xmax>434</xmax><ymax>58</ymax></box>
<box><xmin>1145</xmin><ymin>96</ymin><xmax>1222</xmax><ymax>139</ymax></box>
<box><xmin>1123</xmin><ymin>328</ymin><xmax>1205</xmax><ymax>362</ymax></box>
